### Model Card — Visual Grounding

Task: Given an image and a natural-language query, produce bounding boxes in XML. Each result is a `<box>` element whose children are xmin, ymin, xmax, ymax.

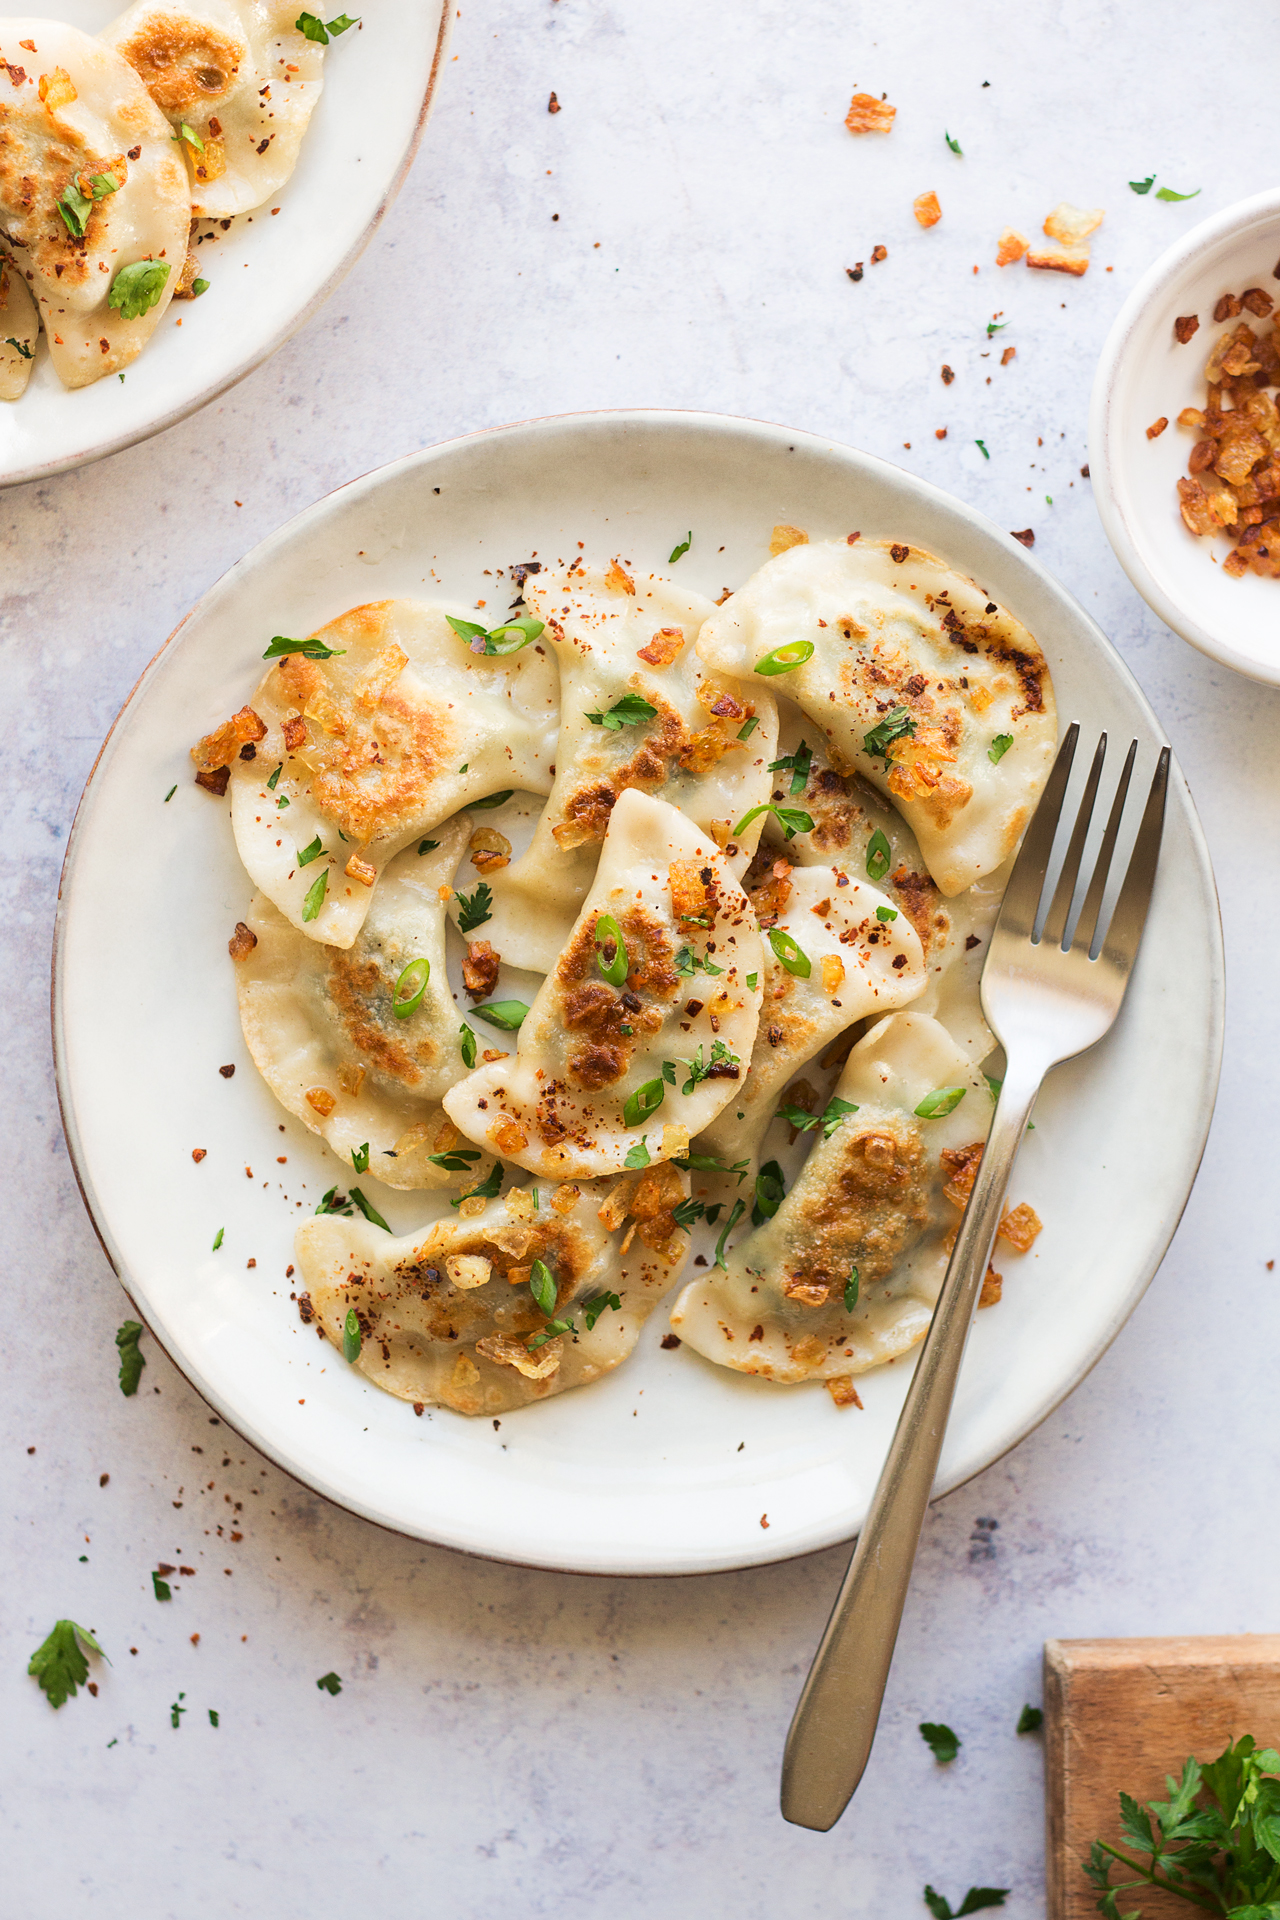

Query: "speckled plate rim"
<box><xmin>0</xmin><ymin>2</ymin><xmax>451</xmax><ymax>491</ymax></box>
<box><xmin>1088</xmin><ymin>187</ymin><xmax>1280</xmax><ymax>686</ymax></box>
<box><xmin>51</xmin><ymin>409</ymin><xmax>1225</xmax><ymax>1576</ymax></box>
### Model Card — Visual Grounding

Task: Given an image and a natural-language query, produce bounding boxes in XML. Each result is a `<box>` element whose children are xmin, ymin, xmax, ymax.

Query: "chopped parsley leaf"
<box><xmin>623</xmin><ymin>1139</ymin><xmax>651</xmax><ymax>1169</ymax></box>
<box><xmin>923</xmin><ymin>1886</ymin><xmax>1007</xmax><ymax>1918</ymax></box>
<box><xmin>920</xmin><ymin>1721</ymin><xmax>961</xmax><ymax>1764</ymax></box>
<box><xmin>767</xmin><ymin>739</ymin><xmax>813</xmax><ymax>795</ymax></box>
<box><xmin>152</xmin><ymin>1570</ymin><xmax>172</xmax><ymax>1602</ymax></box>
<box><xmin>975</xmin><ymin>439</ymin><xmax>990</xmax><ymax>460</ymax></box>
<box><xmin>862</xmin><ymin>706</ymin><xmax>916</xmax><ymax>759</ymax></box>
<box><xmin>1156</xmin><ymin>185</ymin><xmax>1200</xmax><ymax>202</ymax></box>
<box><xmin>455</xmin><ymin>881</ymin><xmax>493</xmax><ymax>933</ymax></box>
<box><xmin>988</xmin><ymin>733</ymin><xmax>1013</xmax><ymax>763</ymax></box>
<box><xmin>349</xmin><ymin>1188</ymin><xmax>390</xmax><ymax>1231</ymax></box>
<box><xmin>675</xmin><ymin>945</ymin><xmax>724</xmax><ymax>977</ymax></box>
<box><xmin>351</xmin><ymin>1142</ymin><xmax>370</xmax><ymax>1174</ymax></box>
<box><xmin>669</xmin><ymin>532</ymin><xmax>692</xmax><ymax>563</ymax></box>
<box><xmin>266</xmin><ymin>763</ymin><xmax>282</xmax><ymax>790</ymax></box>
<box><xmin>451</xmin><ymin>1161</ymin><xmax>502</xmax><ymax>1208</ymax></box>
<box><xmin>529</xmin><ymin>1259</ymin><xmax>557</xmax><ymax>1316</ymax></box>
<box><xmin>115</xmin><ymin>1320</ymin><xmax>145</xmax><ymax>1396</ymax></box>
<box><xmin>28</xmin><ymin>1620</ymin><xmax>106</xmax><ymax>1708</ymax></box>
<box><xmin>671</xmin><ymin>1197</ymin><xmax>707</xmax><ymax>1231</ymax></box>
<box><xmin>417</xmin><ymin>838</ymin><xmax>439</xmax><ymax>855</ymax></box>
<box><xmin>681</xmin><ymin>1040</ymin><xmax>739</xmax><ymax>1093</ymax></box>
<box><xmin>5</xmin><ymin>336</ymin><xmax>33</xmax><ymax>359</ymax></box>
<box><xmin>1129</xmin><ymin>175</ymin><xmax>1155</xmax><ymax>195</ymax></box>
<box><xmin>107</xmin><ymin>259</ymin><xmax>171</xmax><ymax>321</ymax></box>
<box><xmin>675</xmin><ymin>1151</ymin><xmax>749</xmax><ymax>1182</ymax></box>
<box><xmin>843</xmin><ymin>1269</ymin><xmax>860</xmax><ymax>1312</ymax></box>
<box><xmin>866</xmin><ymin>827</ymin><xmax>892</xmax><ymax>880</ymax></box>
<box><xmin>56</xmin><ymin>181</ymin><xmax>93</xmax><ymax>237</ymax></box>
<box><xmin>427</xmin><ymin>1147</ymin><xmax>481</xmax><ymax>1172</ymax></box>
<box><xmin>211</xmin><ymin>1227</ymin><xmax>224</xmax><ymax>1250</ymax></box>
<box><xmin>986</xmin><ymin>320</ymin><xmax>1008</xmax><ymax>337</ymax></box>
<box><xmin>876</xmin><ymin>905</ymin><xmax>898</xmax><ymax>922</ymax></box>
<box><xmin>301</xmin><ymin>868</ymin><xmax>328</xmax><ymax>922</ymax></box>
<box><xmin>746</xmin><ymin>971</ymin><xmax>758</xmax><ymax>991</ymax></box>
<box><xmin>262</xmin><ymin>633</ymin><xmax>346</xmax><ymax>661</ymax></box>
<box><xmin>732</xmin><ymin>800</ymin><xmax>814</xmax><ymax>841</ymax></box>
<box><xmin>316</xmin><ymin>1671</ymin><xmax>342</xmax><ymax>1694</ymax></box>
<box><xmin>208</xmin><ymin>1709</ymin><xmax>220</xmax><ymax>1727</ymax></box>
<box><xmin>585</xmin><ymin>692</ymin><xmax>659</xmax><ymax>730</ymax></box>
<box><xmin>459</xmin><ymin>1022</ymin><xmax>478</xmax><ymax>1067</ymax></box>
<box><xmin>944</xmin><ymin>130</ymin><xmax>962</xmax><ymax>154</ymax></box>
<box><xmin>582</xmin><ymin>1291</ymin><xmax>622</xmax><ymax>1331</ymax></box>
<box><xmin>1016</xmin><ymin>1704</ymin><xmax>1043</xmax><ymax>1734</ymax></box>
<box><xmin>315</xmin><ymin>1187</ymin><xmax>353</xmax><ymax>1216</ymax></box>
<box><xmin>468</xmin><ymin>790</ymin><xmax>513</xmax><ymax>811</ymax></box>
<box><xmin>296</xmin><ymin>834</ymin><xmax>325</xmax><ymax>867</ymax></box>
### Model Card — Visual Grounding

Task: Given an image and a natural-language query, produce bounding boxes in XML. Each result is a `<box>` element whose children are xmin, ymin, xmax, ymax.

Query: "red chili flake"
<box><xmin>547</xmin><ymin>90</ymin><xmax>560</xmax><ymax>112</ymax></box>
<box><xmin>192</xmin><ymin>1148</ymin><xmax>207</xmax><ymax>1162</ymax></box>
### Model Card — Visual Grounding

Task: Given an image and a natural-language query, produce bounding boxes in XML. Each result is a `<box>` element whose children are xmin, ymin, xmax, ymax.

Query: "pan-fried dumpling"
<box><xmin>669</xmin><ymin>1011</ymin><xmax>991</xmax><ymax>1384</ymax></box>
<box><xmin>468</xmin><ymin>561</ymin><xmax>778</xmax><ymax>974</ymax></box>
<box><xmin>294</xmin><ymin>1167</ymin><xmax>691</xmax><ymax>1415</ymax></box>
<box><xmin>0</xmin><ymin>252</ymin><xmax>37</xmax><ymax>397</ymax></box>
<box><xmin>232</xmin><ymin>820</ymin><xmax>498</xmax><ymax>1191</ymax></box>
<box><xmin>757</xmin><ymin>714</ymin><xmax>1002</xmax><ymax>1064</ymax></box>
<box><xmin>201</xmin><ymin>600</ymin><xmax>558</xmax><ymax>949</ymax></box>
<box><xmin>103</xmin><ymin>0</ymin><xmax>325</xmax><ymax>218</ymax></box>
<box><xmin>696</xmin><ymin>863</ymin><xmax>926</xmax><ymax>1172</ymax></box>
<box><xmin>695</xmin><ymin>537</ymin><xmax>1057</xmax><ymax>895</ymax></box>
<box><xmin>443</xmin><ymin>789</ymin><xmax>764</xmax><ymax>1180</ymax></box>
<box><xmin>0</xmin><ymin>21</ymin><xmax>189</xmax><ymax>386</ymax></box>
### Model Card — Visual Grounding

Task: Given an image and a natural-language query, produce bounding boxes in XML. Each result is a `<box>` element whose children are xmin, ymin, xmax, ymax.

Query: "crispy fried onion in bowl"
<box><xmin>197</xmin><ymin>534</ymin><xmax>1055</xmax><ymax>1416</ymax></box>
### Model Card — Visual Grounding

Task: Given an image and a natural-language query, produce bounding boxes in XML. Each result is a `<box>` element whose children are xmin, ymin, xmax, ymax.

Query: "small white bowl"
<box><xmin>1090</xmin><ymin>189</ymin><xmax>1280</xmax><ymax>685</ymax></box>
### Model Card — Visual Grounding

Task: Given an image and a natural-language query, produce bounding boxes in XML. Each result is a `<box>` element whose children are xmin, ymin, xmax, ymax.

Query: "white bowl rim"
<box><xmin>51</xmin><ymin>406</ymin><xmax>1227</xmax><ymax>1576</ymax></box>
<box><xmin>1089</xmin><ymin>186</ymin><xmax>1280</xmax><ymax>686</ymax></box>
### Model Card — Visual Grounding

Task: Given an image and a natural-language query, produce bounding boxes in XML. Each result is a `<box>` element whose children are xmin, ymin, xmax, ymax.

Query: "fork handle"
<box><xmin>779</xmin><ymin>1060</ymin><xmax>1044</xmax><ymax>1831</ymax></box>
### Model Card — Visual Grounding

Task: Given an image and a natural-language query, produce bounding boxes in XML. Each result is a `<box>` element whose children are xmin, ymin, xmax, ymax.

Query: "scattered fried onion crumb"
<box><xmin>996</xmin><ymin>227</ymin><xmax>1029</xmax><ymax>266</ymax></box>
<box><xmin>913</xmin><ymin>191</ymin><xmax>941</xmax><ymax>228</ymax></box>
<box><xmin>1001</xmin><ymin>345</ymin><xmax>1016</xmax><ymax>366</ymax></box>
<box><xmin>826</xmin><ymin>1376</ymin><xmax>864</xmax><ymax>1409</ymax></box>
<box><xmin>1175</xmin><ymin>309</ymin><xmax>1280</xmax><ymax>577</ymax></box>
<box><xmin>1025</xmin><ymin>245</ymin><xmax>1090</xmax><ymax>277</ymax></box>
<box><xmin>1146</xmin><ymin>416</ymin><xmax>1168</xmax><ymax>440</ymax></box>
<box><xmin>844</xmin><ymin>92</ymin><xmax>895</xmax><ymax>134</ymax></box>
<box><xmin>1043</xmin><ymin>202</ymin><xmax>1104</xmax><ymax>245</ymax></box>
<box><xmin>770</xmin><ymin>523</ymin><xmax>808</xmax><ymax>556</ymax></box>
<box><xmin>228</xmin><ymin>921</ymin><xmax>257</xmax><ymax>961</ymax></box>
<box><xmin>1174</xmin><ymin>314</ymin><xmax>1200</xmax><ymax>344</ymax></box>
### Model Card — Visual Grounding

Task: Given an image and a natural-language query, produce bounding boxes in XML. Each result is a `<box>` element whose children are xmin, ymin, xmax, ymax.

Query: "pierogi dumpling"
<box><xmin>0</xmin><ymin>252</ymin><xmax>37</xmax><ymax>397</ymax></box>
<box><xmin>103</xmin><ymin>0</ymin><xmax>325</xmax><ymax>218</ymax></box>
<box><xmin>669</xmin><ymin>1011</ymin><xmax>990</xmax><ymax>1384</ymax></box>
<box><xmin>696</xmin><ymin>538</ymin><xmax>1057</xmax><ymax>896</ymax></box>
<box><xmin>0</xmin><ymin>20</ymin><xmax>190</xmax><ymax>386</ymax></box>
<box><xmin>208</xmin><ymin>599</ymin><xmax>559</xmax><ymax>949</ymax></box>
<box><xmin>294</xmin><ymin>1171</ymin><xmax>691</xmax><ymax>1416</ymax></box>
<box><xmin>233</xmin><ymin>821</ymin><xmax>496</xmax><ymax>1191</ymax></box>
<box><xmin>468</xmin><ymin>561</ymin><xmax>778</xmax><ymax>974</ymax></box>
<box><xmin>695</xmin><ymin>863</ymin><xmax>926</xmax><ymax>1173</ymax></box>
<box><xmin>760</xmin><ymin>712</ymin><xmax>1002</xmax><ymax>1064</ymax></box>
<box><xmin>443</xmin><ymin>789</ymin><xmax>764</xmax><ymax>1180</ymax></box>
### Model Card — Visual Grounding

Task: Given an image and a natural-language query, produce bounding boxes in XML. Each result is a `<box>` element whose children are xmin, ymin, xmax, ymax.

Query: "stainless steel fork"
<box><xmin>780</xmin><ymin>723</ymin><xmax>1170</xmax><ymax>1832</ymax></box>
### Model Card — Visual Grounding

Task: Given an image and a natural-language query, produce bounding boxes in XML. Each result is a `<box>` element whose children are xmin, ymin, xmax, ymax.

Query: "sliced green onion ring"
<box><xmin>754</xmin><ymin>640</ymin><xmax>815</xmax><ymax>676</ymax></box>
<box><xmin>342</xmin><ymin>1309</ymin><xmax>361</xmax><ymax>1363</ymax></box>
<box><xmin>843</xmin><ymin>1269</ymin><xmax>860</xmax><ymax>1313</ymax></box>
<box><xmin>768</xmin><ymin>928</ymin><xmax>811</xmax><ymax>978</ymax></box>
<box><xmin>594</xmin><ymin>913</ymin><xmax>629</xmax><ymax>987</ymax></box>
<box><xmin>472</xmin><ymin>999</ymin><xmax>530</xmax><ymax>1032</ymax></box>
<box><xmin>391</xmin><ymin>957</ymin><xmax>430</xmax><ymax>1020</ymax></box>
<box><xmin>866</xmin><ymin>828</ymin><xmax>891</xmax><ymax>881</ymax></box>
<box><xmin>914</xmin><ymin>1085</ymin><xmax>965</xmax><ymax>1118</ymax></box>
<box><xmin>622</xmin><ymin>1078</ymin><xmax>666</xmax><ymax>1128</ymax></box>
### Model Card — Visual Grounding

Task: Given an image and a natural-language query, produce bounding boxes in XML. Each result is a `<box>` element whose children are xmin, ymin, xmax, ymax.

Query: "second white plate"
<box><xmin>1</xmin><ymin>1</ymin><xmax>449</xmax><ymax>488</ymax></box>
<box><xmin>53</xmin><ymin>410</ymin><xmax>1224</xmax><ymax>1574</ymax></box>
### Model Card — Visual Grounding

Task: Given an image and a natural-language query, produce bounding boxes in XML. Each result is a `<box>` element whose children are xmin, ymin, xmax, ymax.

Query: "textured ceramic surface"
<box><xmin>1090</xmin><ymin>190</ymin><xmax>1280</xmax><ymax>684</ymax></box>
<box><xmin>0</xmin><ymin>0</ymin><xmax>449</xmax><ymax>487</ymax></box>
<box><xmin>53</xmin><ymin>411</ymin><xmax>1223</xmax><ymax>1575</ymax></box>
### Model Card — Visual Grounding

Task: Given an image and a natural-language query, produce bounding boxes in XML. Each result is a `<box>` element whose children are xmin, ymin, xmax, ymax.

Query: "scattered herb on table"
<box><xmin>152</xmin><ymin>1570</ymin><xmax>172</xmax><ymax>1602</ymax></box>
<box><xmin>975</xmin><ymin>439</ymin><xmax>990</xmax><ymax>460</ymax></box>
<box><xmin>920</xmin><ymin>1721</ymin><xmax>962</xmax><ymax>1763</ymax></box>
<box><xmin>1016</xmin><ymin>1704</ymin><xmax>1043</xmax><ymax>1734</ymax></box>
<box><xmin>115</xmin><ymin>1320</ymin><xmax>145</xmax><ymax>1395</ymax></box>
<box><xmin>923</xmin><ymin>1888</ymin><xmax>1007</xmax><ymax>1918</ymax></box>
<box><xmin>28</xmin><ymin>1620</ymin><xmax>106</xmax><ymax>1708</ymax></box>
<box><xmin>945</xmin><ymin>130</ymin><xmax>963</xmax><ymax>154</ymax></box>
<box><xmin>1130</xmin><ymin>175</ymin><xmax>1156</xmax><ymax>195</ymax></box>
<box><xmin>170</xmin><ymin>1693</ymin><xmax>187</xmax><ymax>1728</ymax></box>
<box><xmin>986</xmin><ymin>320</ymin><xmax>1008</xmax><ymax>337</ymax></box>
<box><xmin>211</xmin><ymin>1227</ymin><xmax>224</xmax><ymax>1250</ymax></box>
<box><xmin>1156</xmin><ymin>185</ymin><xmax>1200</xmax><ymax>202</ymax></box>
<box><xmin>316</xmin><ymin>1670</ymin><xmax>343</xmax><ymax>1694</ymax></box>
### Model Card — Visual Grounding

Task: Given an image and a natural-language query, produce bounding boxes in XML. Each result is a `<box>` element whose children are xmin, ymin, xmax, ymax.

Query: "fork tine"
<box><xmin>1072</xmin><ymin>738</ymin><xmax>1138</xmax><ymax>956</ymax></box>
<box><xmin>994</xmin><ymin>722</ymin><xmax>1079</xmax><ymax>940</ymax></box>
<box><xmin>1099</xmin><ymin>747</ymin><xmax>1170</xmax><ymax>973</ymax></box>
<box><xmin>1040</xmin><ymin>732</ymin><xmax>1106</xmax><ymax>949</ymax></box>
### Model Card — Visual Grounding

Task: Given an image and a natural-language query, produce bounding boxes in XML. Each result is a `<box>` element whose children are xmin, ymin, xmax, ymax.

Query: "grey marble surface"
<box><xmin>4</xmin><ymin>4</ymin><xmax>1277</xmax><ymax>1915</ymax></box>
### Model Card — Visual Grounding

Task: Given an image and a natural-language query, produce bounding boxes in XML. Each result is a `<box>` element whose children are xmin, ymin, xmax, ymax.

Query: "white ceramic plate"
<box><xmin>0</xmin><ymin>1</ymin><xmax>448</xmax><ymax>489</ymax></box>
<box><xmin>53</xmin><ymin>411</ymin><xmax>1224</xmax><ymax>1576</ymax></box>
<box><xmin>1090</xmin><ymin>188</ymin><xmax>1280</xmax><ymax>685</ymax></box>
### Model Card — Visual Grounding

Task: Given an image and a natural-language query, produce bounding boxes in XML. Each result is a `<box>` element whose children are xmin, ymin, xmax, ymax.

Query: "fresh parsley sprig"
<box><xmin>1084</xmin><ymin>1736</ymin><xmax>1280</xmax><ymax>1919</ymax></box>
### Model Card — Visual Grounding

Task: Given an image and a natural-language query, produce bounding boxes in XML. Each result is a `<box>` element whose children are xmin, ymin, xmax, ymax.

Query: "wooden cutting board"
<box><xmin>1045</xmin><ymin>1635</ymin><xmax>1280</xmax><ymax>1918</ymax></box>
